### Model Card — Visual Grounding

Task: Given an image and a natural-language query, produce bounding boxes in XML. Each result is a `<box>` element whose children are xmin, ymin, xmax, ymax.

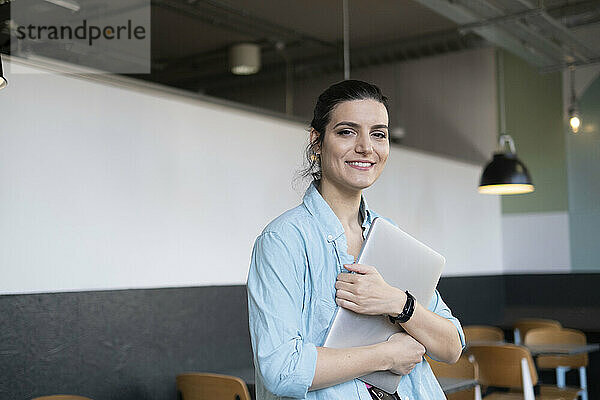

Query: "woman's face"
<box><xmin>312</xmin><ymin>99</ymin><xmax>390</xmax><ymax>193</ymax></box>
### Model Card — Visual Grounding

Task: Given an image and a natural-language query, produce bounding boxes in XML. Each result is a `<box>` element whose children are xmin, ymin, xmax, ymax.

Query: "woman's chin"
<box><xmin>344</xmin><ymin>179</ymin><xmax>376</xmax><ymax>191</ymax></box>
<box><xmin>322</xmin><ymin>174</ymin><xmax>379</xmax><ymax>193</ymax></box>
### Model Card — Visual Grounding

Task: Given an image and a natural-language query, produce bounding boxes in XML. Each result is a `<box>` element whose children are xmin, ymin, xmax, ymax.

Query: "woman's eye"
<box><xmin>372</xmin><ymin>131</ymin><xmax>387</xmax><ymax>139</ymax></box>
<box><xmin>337</xmin><ymin>129</ymin><xmax>354</xmax><ymax>136</ymax></box>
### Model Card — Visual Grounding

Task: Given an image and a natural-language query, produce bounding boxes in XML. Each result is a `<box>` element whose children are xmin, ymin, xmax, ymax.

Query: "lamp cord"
<box><xmin>343</xmin><ymin>0</ymin><xmax>350</xmax><ymax>80</ymax></box>
<box><xmin>498</xmin><ymin>50</ymin><xmax>506</xmax><ymax>136</ymax></box>
<box><xmin>570</xmin><ymin>66</ymin><xmax>577</xmax><ymax>104</ymax></box>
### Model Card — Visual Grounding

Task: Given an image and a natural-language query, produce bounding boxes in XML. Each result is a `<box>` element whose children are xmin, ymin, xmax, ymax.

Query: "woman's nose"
<box><xmin>355</xmin><ymin>133</ymin><xmax>373</xmax><ymax>154</ymax></box>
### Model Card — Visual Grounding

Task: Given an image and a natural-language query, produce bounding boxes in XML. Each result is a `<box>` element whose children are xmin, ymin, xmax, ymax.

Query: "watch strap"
<box><xmin>388</xmin><ymin>290</ymin><xmax>416</xmax><ymax>324</ymax></box>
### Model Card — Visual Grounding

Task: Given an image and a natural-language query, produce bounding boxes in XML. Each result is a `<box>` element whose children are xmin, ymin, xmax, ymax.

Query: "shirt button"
<box><xmin>327</xmin><ymin>234</ymin><xmax>333</xmax><ymax>240</ymax></box>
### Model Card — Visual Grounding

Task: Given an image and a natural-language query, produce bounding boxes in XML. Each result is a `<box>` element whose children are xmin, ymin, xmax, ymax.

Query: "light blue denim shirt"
<box><xmin>247</xmin><ymin>181</ymin><xmax>465</xmax><ymax>400</ymax></box>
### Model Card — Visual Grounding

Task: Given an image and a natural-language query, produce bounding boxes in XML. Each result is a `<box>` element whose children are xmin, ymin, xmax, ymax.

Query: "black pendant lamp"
<box><xmin>479</xmin><ymin>135</ymin><xmax>534</xmax><ymax>194</ymax></box>
<box><xmin>479</xmin><ymin>50</ymin><xmax>534</xmax><ymax>195</ymax></box>
<box><xmin>0</xmin><ymin>54</ymin><xmax>7</xmax><ymax>90</ymax></box>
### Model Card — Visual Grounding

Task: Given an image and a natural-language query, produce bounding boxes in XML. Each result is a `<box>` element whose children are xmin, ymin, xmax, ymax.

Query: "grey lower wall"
<box><xmin>1</xmin><ymin>274</ymin><xmax>599</xmax><ymax>400</ymax></box>
<box><xmin>436</xmin><ymin>275</ymin><xmax>506</xmax><ymax>326</ymax></box>
<box><xmin>502</xmin><ymin>273</ymin><xmax>600</xmax><ymax>330</ymax></box>
<box><xmin>0</xmin><ymin>286</ymin><xmax>253</xmax><ymax>400</ymax></box>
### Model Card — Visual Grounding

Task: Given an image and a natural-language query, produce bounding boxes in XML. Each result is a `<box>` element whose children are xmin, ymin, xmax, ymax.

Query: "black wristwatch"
<box><xmin>388</xmin><ymin>290</ymin><xmax>416</xmax><ymax>324</ymax></box>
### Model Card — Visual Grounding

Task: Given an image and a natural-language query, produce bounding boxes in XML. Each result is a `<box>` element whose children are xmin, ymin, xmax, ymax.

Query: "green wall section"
<box><xmin>499</xmin><ymin>51</ymin><xmax>569</xmax><ymax>214</ymax></box>
<box><xmin>568</xmin><ymin>75</ymin><xmax>600</xmax><ymax>271</ymax></box>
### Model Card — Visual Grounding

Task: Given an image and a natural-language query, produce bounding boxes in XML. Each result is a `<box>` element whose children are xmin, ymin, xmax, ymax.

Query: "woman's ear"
<box><xmin>309</xmin><ymin>128</ymin><xmax>321</xmax><ymax>154</ymax></box>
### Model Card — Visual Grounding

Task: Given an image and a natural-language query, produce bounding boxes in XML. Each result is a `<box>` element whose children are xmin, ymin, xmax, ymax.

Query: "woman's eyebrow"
<box><xmin>371</xmin><ymin>124</ymin><xmax>389</xmax><ymax>130</ymax></box>
<box><xmin>333</xmin><ymin>121</ymin><xmax>360</xmax><ymax>129</ymax></box>
<box><xmin>333</xmin><ymin>121</ymin><xmax>389</xmax><ymax>130</ymax></box>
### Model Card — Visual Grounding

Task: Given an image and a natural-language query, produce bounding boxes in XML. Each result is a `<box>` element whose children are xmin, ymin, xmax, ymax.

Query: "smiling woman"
<box><xmin>247</xmin><ymin>80</ymin><xmax>465</xmax><ymax>400</ymax></box>
<box><xmin>311</xmin><ymin>99</ymin><xmax>389</xmax><ymax>196</ymax></box>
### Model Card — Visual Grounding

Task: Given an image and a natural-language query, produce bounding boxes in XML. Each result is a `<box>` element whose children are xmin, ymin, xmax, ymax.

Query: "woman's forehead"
<box><xmin>328</xmin><ymin>99</ymin><xmax>389</xmax><ymax>127</ymax></box>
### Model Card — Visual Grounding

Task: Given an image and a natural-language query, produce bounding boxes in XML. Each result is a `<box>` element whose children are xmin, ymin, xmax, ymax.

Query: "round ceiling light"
<box><xmin>229</xmin><ymin>43</ymin><xmax>261</xmax><ymax>75</ymax></box>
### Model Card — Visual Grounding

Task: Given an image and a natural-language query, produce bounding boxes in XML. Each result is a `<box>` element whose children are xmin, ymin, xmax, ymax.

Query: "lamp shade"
<box><xmin>479</xmin><ymin>135</ymin><xmax>534</xmax><ymax>195</ymax></box>
<box><xmin>229</xmin><ymin>43</ymin><xmax>261</xmax><ymax>75</ymax></box>
<box><xmin>0</xmin><ymin>55</ymin><xmax>7</xmax><ymax>90</ymax></box>
<box><xmin>479</xmin><ymin>152</ymin><xmax>534</xmax><ymax>194</ymax></box>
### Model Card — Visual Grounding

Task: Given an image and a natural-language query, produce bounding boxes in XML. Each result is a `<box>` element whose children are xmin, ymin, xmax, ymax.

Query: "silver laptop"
<box><xmin>322</xmin><ymin>217</ymin><xmax>445</xmax><ymax>394</ymax></box>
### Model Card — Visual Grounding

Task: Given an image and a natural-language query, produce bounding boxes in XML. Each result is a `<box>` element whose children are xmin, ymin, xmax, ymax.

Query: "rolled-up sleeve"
<box><xmin>247</xmin><ymin>230</ymin><xmax>317</xmax><ymax>398</ymax></box>
<box><xmin>427</xmin><ymin>289</ymin><xmax>466</xmax><ymax>350</ymax></box>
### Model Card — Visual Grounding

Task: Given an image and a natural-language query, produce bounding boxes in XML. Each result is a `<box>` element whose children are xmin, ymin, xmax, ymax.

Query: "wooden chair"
<box><xmin>176</xmin><ymin>373</ymin><xmax>251</xmax><ymax>400</ymax></box>
<box><xmin>467</xmin><ymin>344</ymin><xmax>577</xmax><ymax>400</ymax></box>
<box><xmin>525</xmin><ymin>328</ymin><xmax>588</xmax><ymax>400</ymax></box>
<box><xmin>513</xmin><ymin>319</ymin><xmax>561</xmax><ymax>345</ymax></box>
<box><xmin>427</xmin><ymin>353</ymin><xmax>482</xmax><ymax>400</ymax></box>
<box><xmin>464</xmin><ymin>325</ymin><xmax>505</xmax><ymax>344</ymax></box>
<box><xmin>32</xmin><ymin>396</ymin><xmax>93</xmax><ymax>400</ymax></box>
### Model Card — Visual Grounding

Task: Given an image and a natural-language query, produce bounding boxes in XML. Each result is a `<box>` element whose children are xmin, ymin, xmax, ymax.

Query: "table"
<box><xmin>438</xmin><ymin>377</ymin><xmax>479</xmax><ymax>395</ymax></box>
<box><xmin>465</xmin><ymin>341</ymin><xmax>600</xmax><ymax>356</ymax></box>
<box><xmin>526</xmin><ymin>343</ymin><xmax>600</xmax><ymax>356</ymax></box>
<box><xmin>526</xmin><ymin>342</ymin><xmax>599</xmax><ymax>398</ymax></box>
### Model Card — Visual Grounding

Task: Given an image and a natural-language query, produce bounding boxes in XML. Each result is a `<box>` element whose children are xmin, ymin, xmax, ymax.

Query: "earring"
<box><xmin>310</xmin><ymin>152</ymin><xmax>320</xmax><ymax>162</ymax></box>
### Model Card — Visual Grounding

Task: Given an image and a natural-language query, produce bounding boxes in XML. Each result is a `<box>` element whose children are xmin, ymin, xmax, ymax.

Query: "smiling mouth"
<box><xmin>346</xmin><ymin>161</ymin><xmax>375</xmax><ymax>169</ymax></box>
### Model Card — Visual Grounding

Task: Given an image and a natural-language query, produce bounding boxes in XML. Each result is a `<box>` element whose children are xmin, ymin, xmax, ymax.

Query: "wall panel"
<box><xmin>0</xmin><ymin>59</ymin><xmax>502</xmax><ymax>294</ymax></box>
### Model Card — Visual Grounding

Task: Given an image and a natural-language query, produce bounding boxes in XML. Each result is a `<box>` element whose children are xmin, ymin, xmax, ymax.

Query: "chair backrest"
<box><xmin>427</xmin><ymin>353</ymin><xmax>478</xmax><ymax>380</ymax></box>
<box><xmin>524</xmin><ymin>328</ymin><xmax>588</xmax><ymax>368</ymax></box>
<box><xmin>176</xmin><ymin>373</ymin><xmax>251</xmax><ymax>400</ymax></box>
<box><xmin>32</xmin><ymin>396</ymin><xmax>93</xmax><ymax>400</ymax></box>
<box><xmin>514</xmin><ymin>318</ymin><xmax>561</xmax><ymax>342</ymax></box>
<box><xmin>427</xmin><ymin>354</ymin><xmax>479</xmax><ymax>400</ymax></box>
<box><xmin>463</xmin><ymin>325</ymin><xmax>505</xmax><ymax>343</ymax></box>
<box><xmin>467</xmin><ymin>344</ymin><xmax>538</xmax><ymax>389</ymax></box>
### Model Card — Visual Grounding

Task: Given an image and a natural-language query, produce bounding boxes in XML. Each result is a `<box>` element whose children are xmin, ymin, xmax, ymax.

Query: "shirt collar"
<box><xmin>302</xmin><ymin>180</ymin><xmax>373</xmax><ymax>243</ymax></box>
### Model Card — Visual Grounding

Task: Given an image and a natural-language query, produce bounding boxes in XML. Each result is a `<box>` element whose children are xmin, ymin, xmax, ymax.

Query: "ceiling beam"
<box><xmin>412</xmin><ymin>0</ymin><xmax>600</xmax><ymax>69</ymax></box>
<box><xmin>412</xmin><ymin>0</ymin><xmax>555</xmax><ymax>66</ymax></box>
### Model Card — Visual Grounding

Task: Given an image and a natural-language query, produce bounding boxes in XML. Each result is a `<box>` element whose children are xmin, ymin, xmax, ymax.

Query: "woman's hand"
<box><xmin>382</xmin><ymin>332</ymin><xmax>426</xmax><ymax>375</ymax></box>
<box><xmin>335</xmin><ymin>263</ymin><xmax>406</xmax><ymax>316</ymax></box>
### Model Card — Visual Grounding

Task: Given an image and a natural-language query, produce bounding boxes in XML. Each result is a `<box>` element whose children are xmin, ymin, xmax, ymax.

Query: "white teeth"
<box><xmin>347</xmin><ymin>161</ymin><xmax>372</xmax><ymax>167</ymax></box>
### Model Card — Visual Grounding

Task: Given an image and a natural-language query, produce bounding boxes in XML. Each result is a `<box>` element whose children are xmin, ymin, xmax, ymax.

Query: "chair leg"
<box><xmin>521</xmin><ymin>357</ymin><xmax>535</xmax><ymax>400</ymax></box>
<box><xmin>556</xmin><ymin>366</ymin><xmax>569</xmax><ymax>388</ymax></box>
<box><xmin>475</xmin><ymin>385</ymin><xmax>482</xmax><ymax>400</ymax></box>
<box><xmin>579</xmin><ymin>367</ymin><xmax>588</xmax><ymax>400</ymax></box>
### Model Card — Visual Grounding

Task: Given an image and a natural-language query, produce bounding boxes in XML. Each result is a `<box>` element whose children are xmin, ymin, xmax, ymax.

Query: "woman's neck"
<box><xmin>317</xmin><ymin>179</ymin><xmax>362</xmax><ymax>229</ymax></box>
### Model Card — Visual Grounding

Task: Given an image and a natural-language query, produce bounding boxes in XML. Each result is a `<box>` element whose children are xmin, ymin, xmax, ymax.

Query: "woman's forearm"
<box><xmin>309</xmin><ymin>345</ymin><xmax>389</xmax><ymax>391</ymax></box>
<box><xmin>310</xmin><ymin>331</ymin><xmax>427</xmax><ymax>391</ymax></box>
<box><xmin>399</xmin><ymin>302</ymin><xmax>462</xmax><ymax>363</ymax></box>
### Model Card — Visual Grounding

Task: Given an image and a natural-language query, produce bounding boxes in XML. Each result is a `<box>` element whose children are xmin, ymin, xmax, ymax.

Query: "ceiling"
<box><xmin>137</xmin><ymin>0</ymin><xmax>600</xmax><ymax>95</ymax></box>
<box><xmin>145</xmin><ymin>0</ymin><xmax>467</xmax><ymax>92</ymax></box>
<box><xmin>2</xmin><ymin>0</ymin><xmax>600</xmax><ymax>97</ymax></box>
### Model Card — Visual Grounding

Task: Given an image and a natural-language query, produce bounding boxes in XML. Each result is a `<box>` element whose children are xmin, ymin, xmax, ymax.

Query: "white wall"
<box><xmin>0</xmin><ymin>59</ymin><xmax>502</xmax><ymax>294</ymax></box>
<box><xmin>502</xmin><ymin>212</ymin><xmax>571</xmax><ymax>273</ymax></box>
